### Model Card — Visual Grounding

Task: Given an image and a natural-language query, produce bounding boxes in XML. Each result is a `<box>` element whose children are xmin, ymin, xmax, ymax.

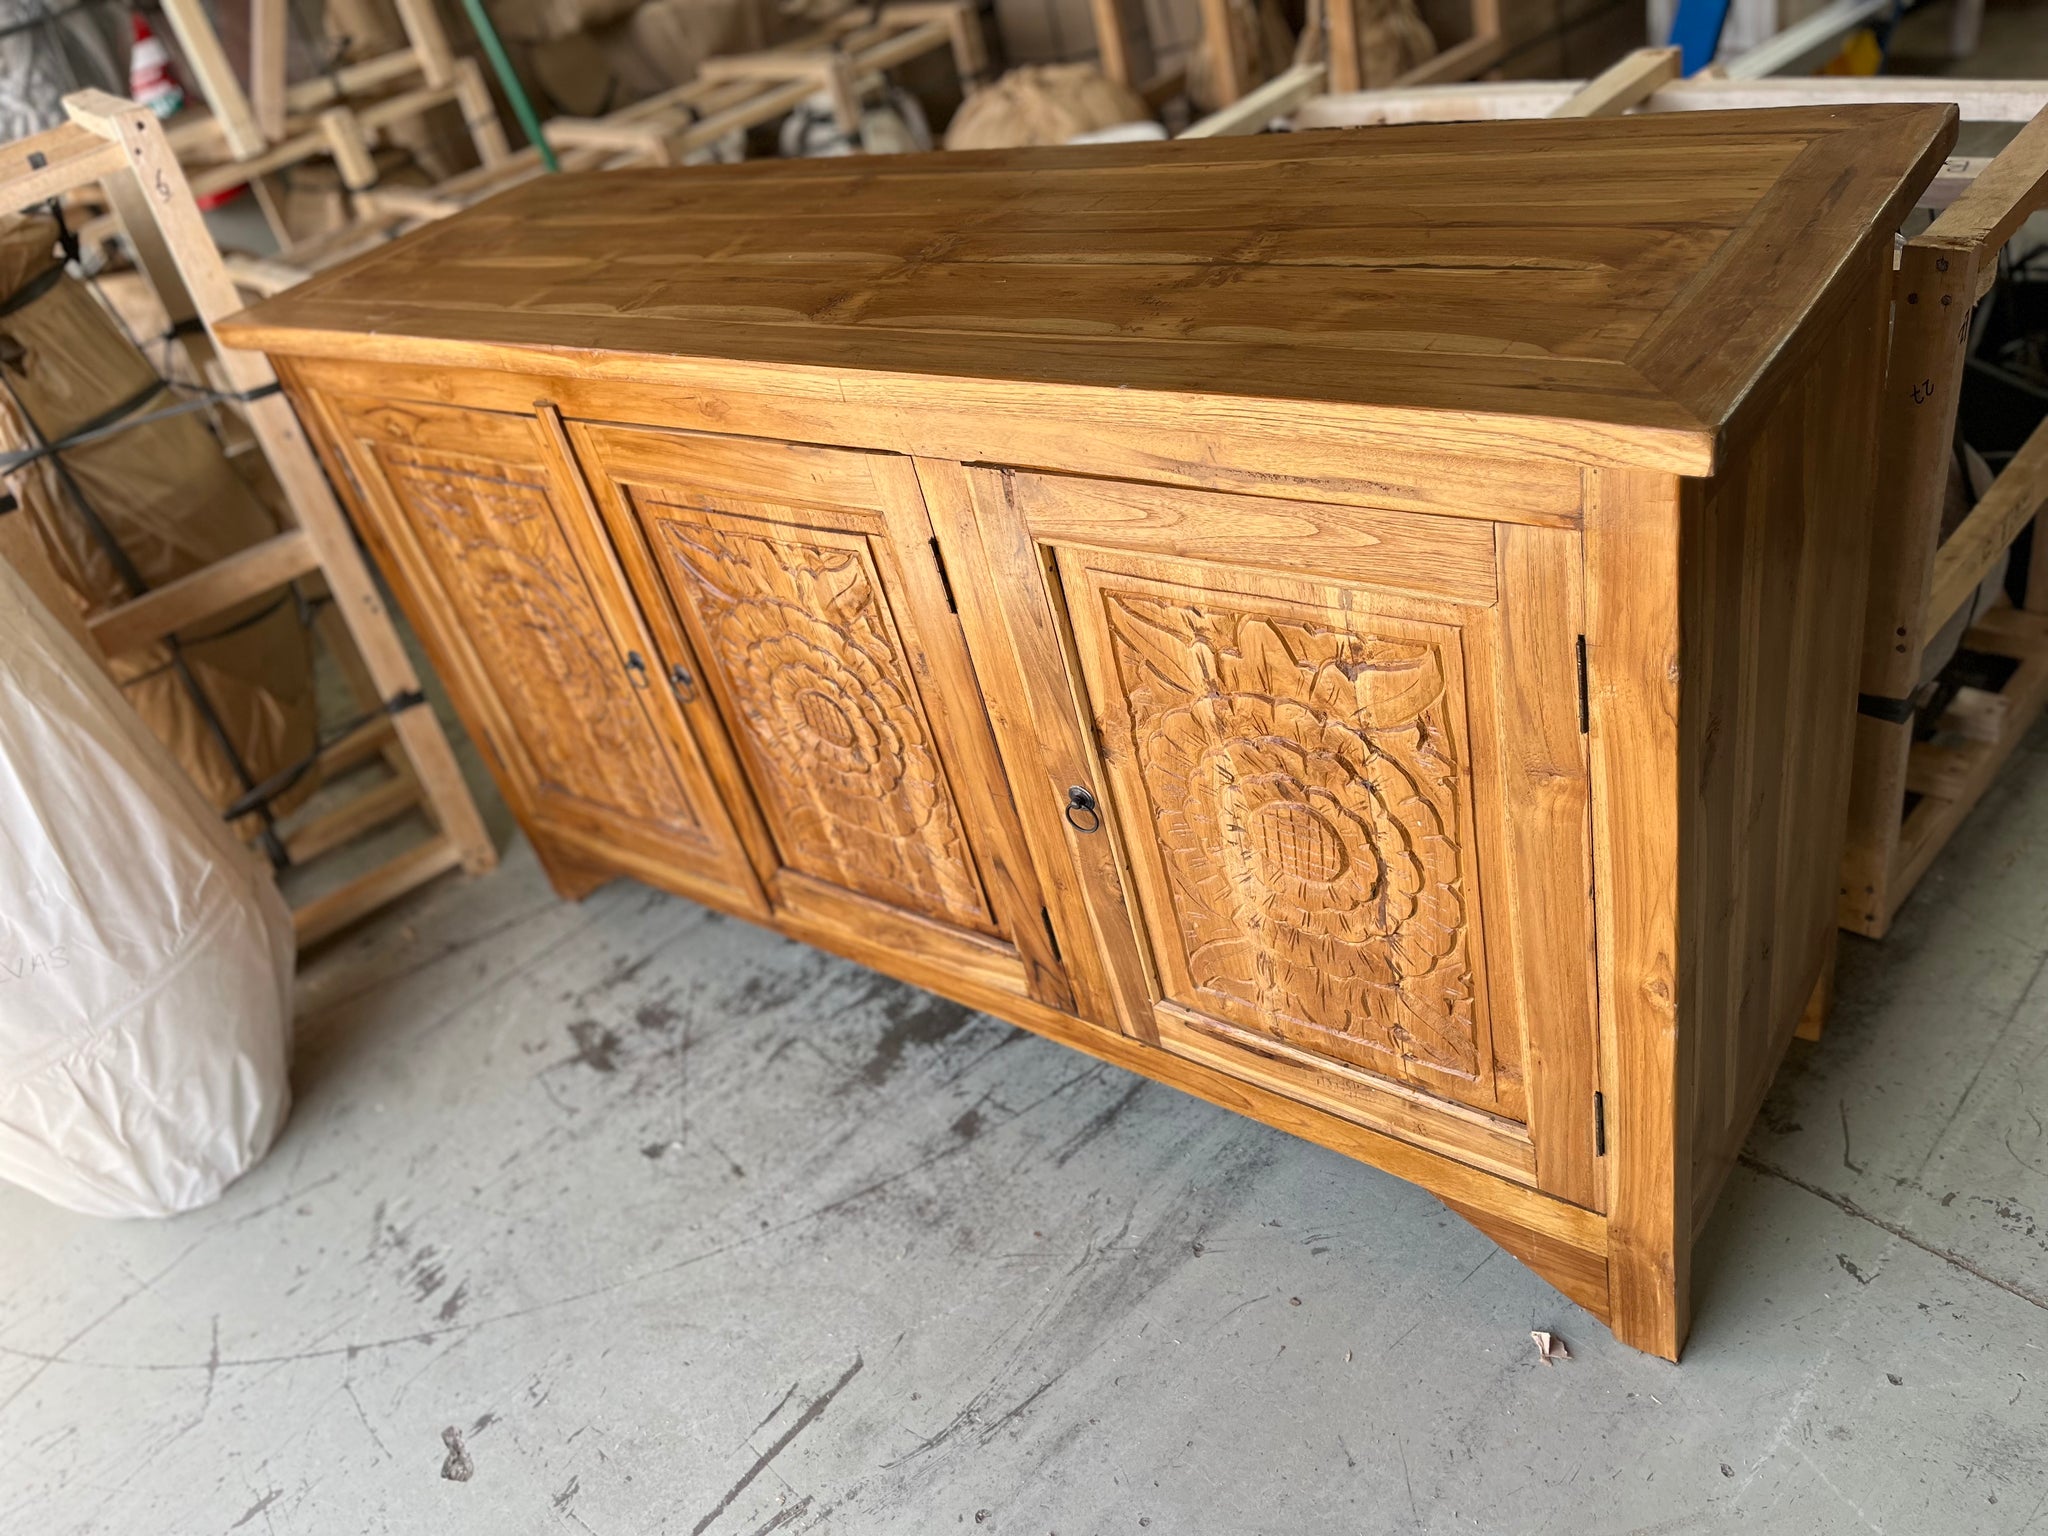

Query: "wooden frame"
<box><xmin>13</xmin><ymin>92</ymin><xmax>498</xmax><ymax>946</ymax></box>
<box><xmin>158</xmin><ymin>0</ymin><xmax>509</xmax><ymax>245</ymax></box>
<box><xmin>1183</xmin><ymin>0</ymin><xmax>1503</xmax><ymax>128</ymax></box>
<box><xmin>1842</xmin><ymin>106</ymin><xmax>2048</xmax><ymax>938</ymax></box>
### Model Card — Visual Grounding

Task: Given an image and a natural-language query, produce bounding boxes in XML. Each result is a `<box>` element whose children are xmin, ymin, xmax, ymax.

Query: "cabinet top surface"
<box><xmin>225</xmin><ymin>106</ymin><xmax>1952</xmax><ymax>473</ymax></box>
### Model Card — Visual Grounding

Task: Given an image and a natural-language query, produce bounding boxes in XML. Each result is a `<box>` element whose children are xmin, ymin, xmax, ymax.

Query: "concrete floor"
<box><xmin>4</xmin><ymin>709</ymin><xmax>2048</xmax><ymax>1535</ymax></box>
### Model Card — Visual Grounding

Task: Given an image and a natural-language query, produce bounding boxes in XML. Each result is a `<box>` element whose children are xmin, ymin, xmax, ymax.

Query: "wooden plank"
<box><xmin>1929</xmin><ymin>416</ymin><xmax>2048</xmax><ymax>626</ymax></box>
<box><xmin>1089</xmin><ymin>0</ymin><xmax>1157</xmax><ymax>88</ymax></box>
<box><xmin>1921</xmin><ymin>105</ymin><xmax>2048</xmax><ymax>299</ymax></box>
<box><xmin>1298</xmin><ymin>77</ymin><xmax>2048</xmax><ymax>132</ymax></box>
<box><xmin>1859</xmin><ymin>242</ymin><xmax>1981</xmax><ymax>700</ymax></box>
<box><xmin>1583</xmin><ymin>466</ymin><xmax>1689</xmax><ymax>1362</ymax></box>
<box><xmin>1794</xmin><ymin>936</ymin><xmax>1836</xmax><ymax>1042</ymax></box>
<box><xmin>319</xmin><ymin>107</ymin><xmax>379</xmax><ymax>191</ymax></box>
<box><xmin>883</xmin><ymin>1</ymin><xmax>988</xmax><ymax>81</ymax></box>
<box><xmin>1181</xmin><ymin>62</ymin><xmax>1327</xmax><ymax>137</ymax></box>
<box><xmin>284</xmin><ymin>774</ymin><xmax>423</xmax><ymax>864</ymax></box>
<box><xmin>88</xmin><ymin>530</ymin><xmax>319</xmax><ymax>654</ymax></box>
<box><xmin>452</xmin><ymin>58</ymin><xmax>510</xmax><ymax>165</ymax></box>
<box><xmin>250</xmin><ymin>0</ymin><xmax>289</xmax><ymax>142</ymax></box>
<box><xmin>545</xmin><ymin>118</ymin><xmax>680</xmax><ymax>161</ymax></box>
<box><xmin>158</xmin><ymin>0</ymin><xmax>267</xmax><ymax>158</ymax></box>
<box><xmin>1387</xmin><ymin>30</ymin><xmax>1505</xmax><ymax>87</ymax></box>
<box><xmin>390</xmin><ymin>0</ymin><xmax>456</xmax><ymax>85</ymax></box>
<box><xmin>1890</xmin><ymin>611</ymin><xmax>2048</xmax><ymax>904</ymax></box>
<box><xmin>1549</xmin><ymin>47</ymin><xmax>1682</xmax><ymax>119</ymax></box>
<box><xmin>293</xmin><ymin>834</ymin><xmax>465</xmax><ymax>947</ymax></box>
<box><xmin>1327</xmin><ymin>0</ymin><xmax>1363</xmax><ymax>94</ymax></box>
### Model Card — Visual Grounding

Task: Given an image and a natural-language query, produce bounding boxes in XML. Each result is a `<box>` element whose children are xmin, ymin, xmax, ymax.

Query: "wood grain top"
<box><xmin>223</xmin><ymin>107</ymin><xmax>1956</xmax><ymax>474</ymax></box>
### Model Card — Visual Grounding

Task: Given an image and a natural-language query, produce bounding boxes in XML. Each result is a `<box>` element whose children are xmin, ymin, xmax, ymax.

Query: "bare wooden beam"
<box><xmin>1550</xmin><ymin>47</ymin><xmax>1682</xmax><ymax>118</ymax></box>
<box><xmin>89</xmin><ymin>530</ymin><xmax>319</xmax><ymax>655</ymax></box>
<box><xmin>293</xmin><ymin>834</ymin><xmax>465</xmax><ymax>946</ymax></box>
<box><xmin>1182</xmin><ymin>62</ymin><xmax>1328</xmax><ymax>136</ymax></box>
<box><xmin>158</xmin><ymin>0</ymin><xmax>267</xmax><ymax>157</ymax></box>
<box><xmin>250</xmin><ymin>0</ymin><xmax>289</xmax><ymax>140</ymax></box>
<box><xmin>1921</xmin><ymin>103</ymin><xmax>2048</xmax><ymax>295</ymax></box>
<box><xmin>1927</xmin><ymin>415</ymin><xmax>2048</xmax><ymax>627</ymax></box>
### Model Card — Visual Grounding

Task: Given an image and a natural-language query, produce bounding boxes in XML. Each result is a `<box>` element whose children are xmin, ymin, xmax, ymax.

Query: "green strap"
<box><xmin>457</xmin><ymin>0</ymin><xmax>560</xmax><ymax>174</ymax></box>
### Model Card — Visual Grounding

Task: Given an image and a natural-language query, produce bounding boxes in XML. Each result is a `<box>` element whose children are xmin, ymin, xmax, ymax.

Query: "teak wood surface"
<box><xmin>225</xmin><ymin>109</ymin><xmax>1954</xmax><ymax>1359</ymax></box>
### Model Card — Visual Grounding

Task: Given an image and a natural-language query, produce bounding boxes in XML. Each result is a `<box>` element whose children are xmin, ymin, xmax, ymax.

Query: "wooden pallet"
<box><xmin>9</xmin><ymin>92</ymin><xmax>498</xmax><ymax>947</ymax></box>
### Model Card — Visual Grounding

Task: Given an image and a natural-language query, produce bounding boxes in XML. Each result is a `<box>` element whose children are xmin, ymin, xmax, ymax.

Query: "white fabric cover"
<box><xmin>0</xmin><ymin>558</ymin><xmax>293</xmax><ymax>1217</ymax></box>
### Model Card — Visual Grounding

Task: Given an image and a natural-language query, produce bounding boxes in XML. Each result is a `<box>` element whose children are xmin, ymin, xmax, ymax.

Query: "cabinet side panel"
<box><xmin>1682</xmin><ymin>241</ymin><xmax>1891</xmax><ymax>1234</ymax></box>
<box><xmin>1585</xmin><ymin>468</ymin><xmax>1687</xmax><ymax>1362</ymax></box>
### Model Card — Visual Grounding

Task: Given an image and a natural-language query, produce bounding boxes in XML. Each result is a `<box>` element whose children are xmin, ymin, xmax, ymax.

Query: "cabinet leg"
<box><xmin>1795</xmin><ymin>934</ymin><xmax>1838</xmax><ymax>1043</ymax></box>
<box><xmin>535</xmin><ymin>840</ymin><xmax>615</xmax><ymax>902</ymax></box>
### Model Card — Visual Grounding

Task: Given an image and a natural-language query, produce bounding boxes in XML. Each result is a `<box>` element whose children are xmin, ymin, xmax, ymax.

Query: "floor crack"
<box><xmin>1739</xmin><ymin>1153</ymin><xmax>2048</xmax><ymax>1313</ymax></box>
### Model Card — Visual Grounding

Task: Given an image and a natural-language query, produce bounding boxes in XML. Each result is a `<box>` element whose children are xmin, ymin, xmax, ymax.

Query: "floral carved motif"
<box><xmin>652</xmin><ymin>512</ymin><xmax>992</xmax><ymax>932</ymax></box>
<box><xmin>384</xmin><ymin>450</ymin><xmax>703</xmax><ymax>836</ymax></box>
<box><xmin>1104</xmin><ymin>590</ymin><xmax>1478</xmax><ymax>1082</ymax></box>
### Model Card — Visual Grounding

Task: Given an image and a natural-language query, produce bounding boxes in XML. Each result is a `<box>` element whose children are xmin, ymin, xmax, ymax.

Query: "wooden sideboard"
<box><xmin>222</xmin><ymin>107</ymin><xmax>1954</xmax><ymax>1360</ymax></box>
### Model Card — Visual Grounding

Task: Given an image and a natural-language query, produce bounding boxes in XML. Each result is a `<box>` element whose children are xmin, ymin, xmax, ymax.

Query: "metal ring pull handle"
<box><xmin>1065</xmin><ymin>785</ymin><xmax>1102</xmax><ymax>834</ymax></box>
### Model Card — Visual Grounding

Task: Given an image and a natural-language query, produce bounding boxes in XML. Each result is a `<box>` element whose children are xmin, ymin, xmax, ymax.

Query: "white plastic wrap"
<box><xmin>0</xmin><ymin>557</ymin><xmax>294</xmax><ymax>1218</ymax></box>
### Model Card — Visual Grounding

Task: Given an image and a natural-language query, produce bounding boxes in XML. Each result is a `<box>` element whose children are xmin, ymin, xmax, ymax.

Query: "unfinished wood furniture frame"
<box><xmin>10</xmin><ymin>92</ymin><xmax>497</xmax><ymax>946</ymax></box>
<box><xmin>1841</xmin><ymin>107</ymin><xmax>2048</xmax><ymax>939</ymax></box>
<box><xmin>1547</xmin><ymin>45</ymin><xmax>1680</xmax><ymax>118</ymax></box>
<box><xmin>295</xmin><ymin>0</ymin><xmax>986</xmax><ymax>262</ymax></box>
<box><xmin>1181</xmin><ymin>0</ymin><xmax>1502</xmax><ymax>131</ymax></box>
<box><xmin>1329</xmin><ymin>0</ymin><xmax>1502</xmax><ymax>94</ymax></box>
<box><xmin>159</xmin><ymin>0</ymin><xmax>509</xmax><ymax>241</ymax></box>
<box><xmin>222</xmin><ymin>110</ymin><xmax>1951</xmax><ymax>1358</ymax></box>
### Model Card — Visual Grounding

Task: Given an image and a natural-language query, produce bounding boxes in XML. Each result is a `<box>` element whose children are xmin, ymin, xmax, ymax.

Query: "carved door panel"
<box><xmin>568</xmin><ymin>424</ymin><xmax>1070</xmax><ymax>1011</ymax></box>
<box><xmin>313</xmin><ymin>393</ymin><xmax>763</xmax><ymax>912</ymax></box>
<box><xmin>965</xmin><ymin>469</ymin><xmax>1601</xmax><ymax>1207</ymax></box>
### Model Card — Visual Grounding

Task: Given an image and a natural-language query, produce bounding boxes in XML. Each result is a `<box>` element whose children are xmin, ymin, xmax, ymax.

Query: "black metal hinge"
<box><xmin>1576</xmin><ymin>635</ymin><xmax>1590</xmax><ymax>734</ymax></box>
<box><xmin>929</xmin><ymin>536</ymin><xmax>958</xmax><ymax>612</ymax></box>
<box><xmin>1593</xmin><ymin>1091</ymin><xmax>1607</xmax><ymax>1156</ymax></box>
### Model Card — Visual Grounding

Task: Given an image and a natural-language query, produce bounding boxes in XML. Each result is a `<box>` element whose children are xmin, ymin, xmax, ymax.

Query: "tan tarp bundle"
<box><xmin>943</xmin><ymin>64</ymin><xmax>1151</xmax><ymax>150</ymax></box>
<box><xmin>0</xmin><ymin>215</ymin><xmax>317</xmax><ymax>833</ymax></box>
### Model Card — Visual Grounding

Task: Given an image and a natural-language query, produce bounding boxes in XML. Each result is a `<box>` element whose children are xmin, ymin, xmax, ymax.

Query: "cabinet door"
<box><xmin>312</xmin><ymin>392</ymin><xmax>763</xmax><ymax>912</ymax></box>
<box><xmin>962</xmin><ymin>468</ymin><xmax>1601</xmax><ymax>1206</ymax></box>
<box><xmin>568</xmin><ymin>424</ymin><xmax>1070</xmax><ymax>1011</ymax></box>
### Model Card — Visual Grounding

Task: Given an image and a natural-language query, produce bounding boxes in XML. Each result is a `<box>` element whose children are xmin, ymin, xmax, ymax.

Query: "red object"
<box><xmin>128</xmin><ymin>11</ymin><xmax>185</xmax><ymax>120</ymax></box>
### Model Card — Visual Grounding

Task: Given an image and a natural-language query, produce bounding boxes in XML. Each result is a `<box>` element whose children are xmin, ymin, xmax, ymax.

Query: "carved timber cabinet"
<box><xmin>223</xmin><ymin>107</ymin><xmax>1955</xmax><ymax>1359</ymax></box>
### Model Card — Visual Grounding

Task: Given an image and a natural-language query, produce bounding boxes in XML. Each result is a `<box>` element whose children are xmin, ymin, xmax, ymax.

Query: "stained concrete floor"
<box><xmin>4</xmin><ymin>702</ymin><xmax>2048</xmax><ymax>1535</ymax></box>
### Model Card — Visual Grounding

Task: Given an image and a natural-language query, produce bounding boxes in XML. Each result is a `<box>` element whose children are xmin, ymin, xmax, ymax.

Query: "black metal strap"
<box><xmin>0</xmin><ymin>381</ymin><xmax>283</xmax><ymax>472</ymax></box>
<box><xmin>1858</xmin><ymin>692</ymin><xmax>1917</xmax><ymax>725</ymax></box>
<box><xmin>219</xmin><ymin>689</ymin><xmax>429</xmax><ymax>829</ymax></box>
<box><xmin>0</xmin><ymin>262</ymin><xmax>66</xmax><ymax>317</ymax></box>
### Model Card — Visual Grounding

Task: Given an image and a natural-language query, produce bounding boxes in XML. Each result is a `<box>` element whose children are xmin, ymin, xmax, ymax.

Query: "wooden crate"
<box><xmin>1842</xmin><ymin>109</ymin><xmax>2048</xmax><ymax>937</ymax></box>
